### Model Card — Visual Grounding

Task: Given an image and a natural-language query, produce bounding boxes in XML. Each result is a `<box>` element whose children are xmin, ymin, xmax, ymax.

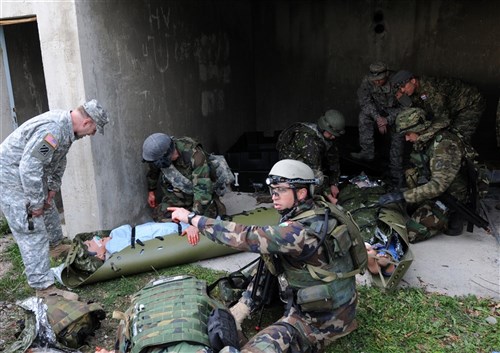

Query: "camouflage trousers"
<box><xmin>451</xmin><ymin>96</ymin><xmax>486</xmax><ymax>143</ymax></box>
<box><xmin>0</xmin><ymin>182</ymin><xmax>63</xmax><ymax>289</ymax></box>
<box><xmin>153</xmin><ymin>189</ymin><xmax>226</xmax><ymax>222</ymax></box>
<box><xmin>406</xmin><ymin>200</ymin><xmax>448</xmax><ymax>243</ymax></box>
<box><xmin>357</xmin><ymin>111</ymin><xmax>404</xmax><ymax>181</ymax></box>
<box><xmin>221</xmin><ymin>293</ymin><xmax>358</xmax><ymax>353</ymax></box>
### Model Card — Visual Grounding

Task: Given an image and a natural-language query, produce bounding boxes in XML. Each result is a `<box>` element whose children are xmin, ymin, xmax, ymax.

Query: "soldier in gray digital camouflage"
<box><xmin>390</xmin><ymin>70</ymin><xmax>486</xmax><ymax>144</ymax></box>
<box><xmin>142</xmin><ymin>133</ymin><xmax>227</xmax><ymax>221</ymax></box>
<box><xmin>0</xmin><ymin>99</ymin><xmax>109</xmax><ymax>300</ymax></box>
<box><xmin>378</xmin><ymin>108</ymin><xmax>474</xmax><ymax>242</ymax></box>
<box><xmin>169</xmin><ymin>159</ymin><xmax>366</xmax><ymax>353</ymax></box>
<box><xmin>276</xmin><ymin>110</ymin><xmax>345</xmax><ymax>204</ymax></box>
<box><xmin>351</xmin><ymin>62</ymin><xmax>405</xmax><ymax>187</ymax></box>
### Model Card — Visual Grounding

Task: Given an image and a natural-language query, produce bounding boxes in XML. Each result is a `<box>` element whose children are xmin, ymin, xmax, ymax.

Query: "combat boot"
<box><xmin>36</xmin><ymin>284</ymin><xmax>79</xmax><ymax>301</ymax></box>
<box><xmin>444</xmin><ymin>211</ymin><xmax>463</xmax><ymax>236</ymax></box>
<box><xmin>350</xmin><ymin>151</ymin><xmax>374</xmax><ymax>161</ymax></box>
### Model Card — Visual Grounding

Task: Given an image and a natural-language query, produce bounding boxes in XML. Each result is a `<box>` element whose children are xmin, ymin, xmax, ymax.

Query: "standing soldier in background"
<box><xmin>351</xmin><ymin>62</ymin><xmax>404</xmax><ymax>187</ymax></box>
<box><xmin>276</xmin><ymin>109</ymin><xmax>345</xmax><ymax>204</ymax></box>
<box><xmin>390</xmin><ymin>70</ymin><xmax>486</xmax><ymax>145</ymax></box>
<box><xmin>0</xmin><ymin>99</ymin><xmax>109</xmax><ymax>300</ymax></box>
<box><xmin>142</xmin><ymin>133</ymin><xmax>226</xmax><ymax>221</ymax></box>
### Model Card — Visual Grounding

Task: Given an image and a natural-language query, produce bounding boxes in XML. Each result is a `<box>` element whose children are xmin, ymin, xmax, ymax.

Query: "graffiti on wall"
<box><xmin>143</xmin><ymin>5</ymin><xmax>231</xmax><ymax>117</ymax></box>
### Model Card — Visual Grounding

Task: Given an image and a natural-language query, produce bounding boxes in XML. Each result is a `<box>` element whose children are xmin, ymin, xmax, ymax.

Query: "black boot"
<box><xmin>444</xmin><ymin>211</ymin><xmax>463</xmax><ymax>236</ymax></box>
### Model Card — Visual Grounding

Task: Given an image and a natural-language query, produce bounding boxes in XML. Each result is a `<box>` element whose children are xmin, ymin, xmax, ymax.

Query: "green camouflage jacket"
<box><xmin>409</xmin><ymin>76</ymin><xmax>484</xmax><ymax>142</ymax></box>
<box><xmin>276</xmin><ymin>123</ymin><xmax>340</xmax><ymax>188</ymax></box>
<box><xmin>147</xmin><ymin>136</ymin><xmax>213</xmax><ymax>213</ymax></box>
<box><xmin>404</xmin><ymin>130</ymin><xmax>467</xmax><ymax>204</ymax></box>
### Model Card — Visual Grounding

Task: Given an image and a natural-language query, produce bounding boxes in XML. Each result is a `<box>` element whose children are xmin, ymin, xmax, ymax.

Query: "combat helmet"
<box><xmin>266</xmin><ymin>159</ymin><xmax>319</xmax><ymax>196</ymax></box>
<box><xmin>396</xmin><ymin>108</ymin><xmax>431</xmax><ymax>134</ymax></box>
<box><xmin>142</xmin><ymin>133</ymin><xmax>175</xmax><ymax>167</ymax></box>
<box><xmin>317</xmin><ymin>109</ymin><xmax>345</xmax><ymax>137</ymax></box>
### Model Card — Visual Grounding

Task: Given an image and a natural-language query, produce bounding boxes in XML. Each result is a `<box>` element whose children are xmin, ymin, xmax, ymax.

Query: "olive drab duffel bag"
<box><xmin>112</xmin><ymin>275</ymin><xmax>239</xmax><ymax>353</ymax></box>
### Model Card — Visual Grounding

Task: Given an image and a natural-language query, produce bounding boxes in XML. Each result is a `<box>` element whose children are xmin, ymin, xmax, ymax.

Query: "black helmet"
<box><xmin>142</xmin><ymin>133</ymin><xmax>175</xmax><ymax>168</ymax></box>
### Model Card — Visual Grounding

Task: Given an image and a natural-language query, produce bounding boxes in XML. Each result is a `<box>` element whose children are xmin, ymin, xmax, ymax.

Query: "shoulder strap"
<box><xmin>292</xmin><ymin>200</ymin><xmax>367</xmax><ymax>282</ymax></box>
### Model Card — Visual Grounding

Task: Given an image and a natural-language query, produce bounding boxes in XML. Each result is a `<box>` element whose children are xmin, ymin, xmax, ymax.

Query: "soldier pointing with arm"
<box><xmin>170</xmin><ymin>159</ymin><xmax>365</xmax><ymax>353</ymax></box>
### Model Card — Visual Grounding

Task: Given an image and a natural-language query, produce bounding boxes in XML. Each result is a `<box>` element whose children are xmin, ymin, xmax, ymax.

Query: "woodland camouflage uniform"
<box><xmin>276</xmin><ymin>123</ymin><xmax>340</xmax><ymax>195</ymax></box>
<box><xmin>397</xmin><ymin>108</ymin><xmax>469</xmax><ymax>242</ymax></box>
<box><xmin>146</xmin><ymin>136</ymin><xmax>221</xmax><ymax>219</ymax></box>
<box><xmin>197</xmin><ymin>197</ymin><xmax>358</xmax><ymax>353</ymax></box>
<box><xmin>404</xmin><ymin>76</ymin><xmax>485</xmax><ymax>144</ymax></box>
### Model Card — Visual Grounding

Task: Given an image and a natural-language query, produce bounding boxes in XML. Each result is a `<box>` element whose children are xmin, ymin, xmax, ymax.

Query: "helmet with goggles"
<box><xmin>266</xmin><ymin>159</ymin><xmax>319</xmax><ymax>196</ymax></box>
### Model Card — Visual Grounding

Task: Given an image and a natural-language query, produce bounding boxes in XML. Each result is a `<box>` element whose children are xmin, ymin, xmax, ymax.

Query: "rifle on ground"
<box><xmin>251</xmin><ymin>257</ymin><xmax>278</xmax><ymax>330</ymax></box>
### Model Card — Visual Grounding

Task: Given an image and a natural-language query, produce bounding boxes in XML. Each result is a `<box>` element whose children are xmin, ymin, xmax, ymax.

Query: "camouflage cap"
<box><xmin>396</xmin><ymin>107</ymin><xmax>430</xmax><ymax>133</ymax></box>
<box><xmin>368</xmin><ymin>62</ymin><xmax>388</xmax><ymax>81</ymax></box>
<box><xmin>83</xmin><ymin>99</ymin><xmax>109</xmax><ymax>134</ymax></box>
<box><xmin>390</xmin><ymin>70</ymin><xmax>414</xmax><ymax>89</ymax></box>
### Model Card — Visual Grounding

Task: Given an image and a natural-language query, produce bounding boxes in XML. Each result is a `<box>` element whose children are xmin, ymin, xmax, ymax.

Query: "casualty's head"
<box><xmin>317</xmin><ymin>109</ymin><xmax>345</xmax><ymax>140</ymax></box>
<box><xmin>142</xmin><ymin>133</ymin><xmax>177</xmax><ymax>168</ymax></box>
<box><xmin>368</xmin><ymin>62</ymin><xmax>389</xmax><ymax>86</ymax></box>
<box><xmin>396</xmin><ymin>107</ymin><xmax>431</xmax><ymax>143</ymax></box>
<box><xmin>266</xmin><ymin>159</ymin><xmax>319</xmax><ymax>213</ymax></box>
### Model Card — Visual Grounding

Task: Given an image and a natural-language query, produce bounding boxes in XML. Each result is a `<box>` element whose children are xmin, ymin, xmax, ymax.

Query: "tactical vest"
<box><xmin>275</xmin><ymin>199</ymin><xmax>367</xmax><ymax>310</ymax></box>
<box><xmin>114</xmin><ymin>275</ymin><xmax>223</xmax><ymax>353</ymax></box>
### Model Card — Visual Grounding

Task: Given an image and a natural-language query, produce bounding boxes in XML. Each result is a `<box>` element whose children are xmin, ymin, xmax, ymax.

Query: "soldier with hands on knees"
<box><xmin>170</xmin><ymin>159</ymin><xmax>364</xmax><ymax>353</ymax></box>
<box><xmin>142</xmin><ymin>133</ymin><xmax>226</xmax><ymax>222</ymax></box>
<box><xmin>379</xmin><ymin>108</ymin><xmax>471</xmax><ymax>242</ymax></box>
<box><xmin>0</xmin><ymin>99</ymin><xmax>109</xmax><ymax>300</ymax></box>
<box><xmin>276</xmin><ymin>110</ymin><xmax>346</xmax><ymax>204</ymax></box>
<box><xmin>351</xmin><ymin>62</ymin><xmax>404</xmax><ymax>187</ymax></box>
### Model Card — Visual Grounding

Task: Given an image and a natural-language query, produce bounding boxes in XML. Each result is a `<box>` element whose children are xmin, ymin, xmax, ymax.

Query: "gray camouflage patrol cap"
<box><xmin>83</xmin><ymin>99</ymin><xmax>109</xmax><ymax>134</ymax></box>
<box><xmin>368</xmin><ymin>62</ymin><xmax>388</xmax><ymax>81</ymax></box>
<box><xmin>390</xmin><ymin>70</ymin><xmax>414</xmax><ymax>89</ymax></box>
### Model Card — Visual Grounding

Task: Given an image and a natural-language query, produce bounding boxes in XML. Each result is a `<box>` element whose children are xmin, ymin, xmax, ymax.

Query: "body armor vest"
<box><xmin>276</xmin><ymin>201</ymin><xmax>365</xmax><ymax>309</ymax></box>
<box><xmin>115</xmin><ymin>275</ymin><xmax>223</xmax><ymax>353</ymax></box>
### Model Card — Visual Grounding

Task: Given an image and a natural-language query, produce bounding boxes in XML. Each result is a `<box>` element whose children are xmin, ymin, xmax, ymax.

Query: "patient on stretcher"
<box><xmin>84</xmin><ymin>221</ymin><xmax>190</xmax><ymax>260</ymax></box>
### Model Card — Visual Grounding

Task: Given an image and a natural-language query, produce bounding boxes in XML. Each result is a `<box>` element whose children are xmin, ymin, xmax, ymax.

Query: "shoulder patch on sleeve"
<box><xmin>33</xmin><ymin>134</ymin><xmax>57</xmax><ymax>161</ymax></box>
<box><xmin>278</xmin><ymin>221</ymin><xmax>291</xmax><ymax>227</ymax></box>
<box><xmin>44</xmin><ymin>133</ymin><xmax>58</xmax><ymax>148</ymax></box>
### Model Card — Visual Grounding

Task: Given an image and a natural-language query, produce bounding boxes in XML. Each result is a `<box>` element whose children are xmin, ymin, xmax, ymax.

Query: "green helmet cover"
<box><xmin>317</xmin><ymin>109</ymin><xmax>345</xmax><ymax>136</ymax></box>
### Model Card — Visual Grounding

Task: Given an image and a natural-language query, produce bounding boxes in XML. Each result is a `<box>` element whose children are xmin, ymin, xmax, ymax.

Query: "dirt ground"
<box><xmin>0</xmin><ymin>234</ymin><xmax>119</xmax><ymax>353</ymax></box>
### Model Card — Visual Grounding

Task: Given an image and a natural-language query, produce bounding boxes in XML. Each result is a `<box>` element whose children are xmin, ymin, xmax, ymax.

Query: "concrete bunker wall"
<box><xmin>0</xmin><ymin>0</ymin><xmax>498</xmax><ymax>236</ymax></box>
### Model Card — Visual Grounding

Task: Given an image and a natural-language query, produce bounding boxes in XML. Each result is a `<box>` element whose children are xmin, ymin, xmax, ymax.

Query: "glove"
<box><xmin>378</xmin><ymin>192</ymin><xmax>405</xmax><ymax>205</ymax></box>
